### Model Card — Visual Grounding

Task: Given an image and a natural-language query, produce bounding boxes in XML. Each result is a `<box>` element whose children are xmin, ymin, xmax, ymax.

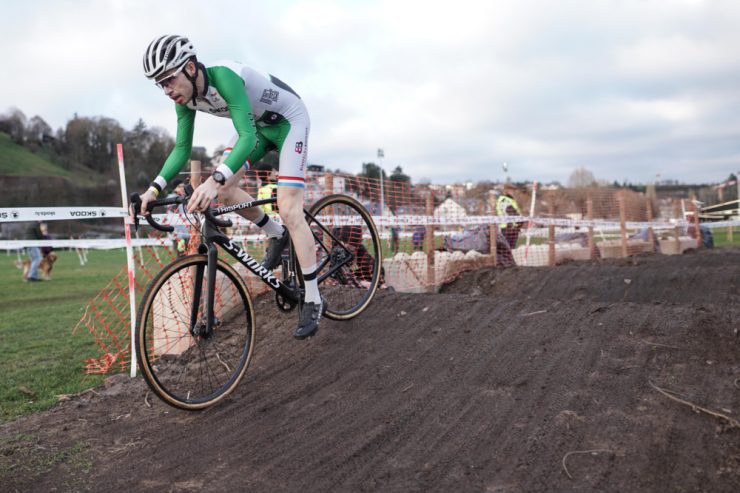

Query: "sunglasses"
<box><xmin>155</xmin><ymin>63</ymin><xmax>188</xmax><ymax>89</ymax></box>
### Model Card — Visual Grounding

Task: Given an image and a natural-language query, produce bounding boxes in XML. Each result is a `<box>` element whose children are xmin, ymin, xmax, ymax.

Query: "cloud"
<box><xmin>3</xmin><ymin>0</ymin><xmax>740</xmax><ymax>185</ymax></box>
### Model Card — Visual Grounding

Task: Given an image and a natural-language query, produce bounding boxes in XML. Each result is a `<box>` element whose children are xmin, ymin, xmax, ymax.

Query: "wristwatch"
<box><xmin>212</xmin><ymin>171</ymin><xmax>227</xmax><ymax>185</ymax></box>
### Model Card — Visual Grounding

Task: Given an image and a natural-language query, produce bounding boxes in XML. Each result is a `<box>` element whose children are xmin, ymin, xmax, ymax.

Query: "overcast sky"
<box><xmin>3</xmin><ymin>0</ymin><xmax>740</xmax><ymax>185</ymax></box>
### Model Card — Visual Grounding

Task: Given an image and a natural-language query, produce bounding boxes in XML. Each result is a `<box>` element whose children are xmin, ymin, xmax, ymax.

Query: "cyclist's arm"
<box><xmin>150</xmin><ymin>104</ymin><xmax>195</xmax><ymax>193</ymax></box>
<box><xmin>209</xmin><ymin>66</ymin><xmax>258</xmax><ymax>180</ymax></box>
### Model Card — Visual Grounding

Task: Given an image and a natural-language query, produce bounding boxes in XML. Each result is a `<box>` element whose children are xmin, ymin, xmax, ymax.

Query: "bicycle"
<box><xmin>130</xmin><ymin>190</ymin><xmax>382</xmax><ymax>410</ymax></box>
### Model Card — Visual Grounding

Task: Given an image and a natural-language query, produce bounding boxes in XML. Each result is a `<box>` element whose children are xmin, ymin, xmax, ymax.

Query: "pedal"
<box><xmin>275</xmin><ymin>292</ymin><xmax>297</xmax><ymax>313</ymax></box>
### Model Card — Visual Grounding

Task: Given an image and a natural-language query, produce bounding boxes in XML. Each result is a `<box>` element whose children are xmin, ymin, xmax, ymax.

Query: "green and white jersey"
<box><xmin>153</xmin><ymin>60</ymin><xmax>310</xmax><ymax>190</ymax></box>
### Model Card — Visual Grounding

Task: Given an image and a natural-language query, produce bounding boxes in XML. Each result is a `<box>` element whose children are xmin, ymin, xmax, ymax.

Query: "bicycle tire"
<box><xmin>308</xmin><ymin>194</ymin><xmax>382</xmax><ymax>320</ymax></box>
<box><xmin>135</xmin><ymin>254</ymin><xmax>256</xmax><ymax>410</ymax></box>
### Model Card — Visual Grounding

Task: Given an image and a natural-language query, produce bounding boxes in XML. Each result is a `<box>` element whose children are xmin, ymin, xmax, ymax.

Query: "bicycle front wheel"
<box><xmin>136</xmin><ymin>255</ymin><xmax>256</xmax><ymax>410</ymax></box>
<box><xmin>308</xmin><ymin>194</ymin><xmax>382</xmax><ymax>320</ymax></box>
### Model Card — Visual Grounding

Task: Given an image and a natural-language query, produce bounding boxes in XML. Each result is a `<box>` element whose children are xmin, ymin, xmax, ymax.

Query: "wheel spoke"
<box><xmin>136</xmin><ymin>256</ymin><xmax>254</xmax><ymax>410</ymax></box>
<box><xmin>309</xmin><ymin>195</ymin><xmax>382</xmax><ymax>320</ymax></box>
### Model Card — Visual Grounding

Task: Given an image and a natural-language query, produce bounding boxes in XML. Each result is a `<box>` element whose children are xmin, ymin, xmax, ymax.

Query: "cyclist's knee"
<box><xmin>279</xmin><ymin>205</ymin><xmax>303</xmax><ymax>230</ymax></box>
<box><xmin>277</xmin><ymin>186</ymin><xmax>301</xmax><ymax>207</ymax></box>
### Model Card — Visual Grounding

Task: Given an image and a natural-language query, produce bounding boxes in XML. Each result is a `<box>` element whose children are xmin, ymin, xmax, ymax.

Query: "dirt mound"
<box><xmin>1</xmin><ymin>249</ymin><xmax>739</xmax><ymax>492</ymax></box>
<box><xmin>442</xmin><ymin>248</ymin><xmax>740</xmax><ymax>305</ymax></box>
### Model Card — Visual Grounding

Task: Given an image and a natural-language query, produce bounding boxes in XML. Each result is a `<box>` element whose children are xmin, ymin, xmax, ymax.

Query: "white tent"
<box><xmin>434</xmin><ymin>198</ymin><xmax>467</xmax><ymax>217</ymax></box>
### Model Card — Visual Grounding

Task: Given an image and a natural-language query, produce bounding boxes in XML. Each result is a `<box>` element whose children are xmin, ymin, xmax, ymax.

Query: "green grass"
<box><xmin>710</xmin><ymin>227</ymin><xmax>740</xmax><ymax>248</ymax></box>
<box><xmin>0</xmin><ymin>249</ymin><xmax>128</xmax><ymax>423</ymax></box>
<box><xmin>0</xmin><ymin>132</ymin><xmax>70</xmax><ymax>177</ymax></box>
<box><xmin>0</xmin><ymin>433</ymin><xmax>93</xmax><ymax>489</ymax></box>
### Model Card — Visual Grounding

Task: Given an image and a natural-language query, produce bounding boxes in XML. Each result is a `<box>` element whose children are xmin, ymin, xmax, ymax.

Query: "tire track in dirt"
<box><xmin>1</xmin><ymin>249</ymin><xmax>739</xmax><ymax>492</ymax></box>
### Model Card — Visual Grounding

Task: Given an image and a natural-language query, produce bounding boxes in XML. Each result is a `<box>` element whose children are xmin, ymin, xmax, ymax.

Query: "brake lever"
<box><xmin>129</xmin><ymin>193</ymin><xmax>142</xmax><ymax>232</ymax></box>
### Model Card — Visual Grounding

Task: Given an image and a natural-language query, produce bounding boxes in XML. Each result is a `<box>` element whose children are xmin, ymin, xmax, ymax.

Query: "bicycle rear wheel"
<box><xmin>136</xmin><ymin>255</ymin><xmax>255</xmax><ymax>410</ymax></box>
<box><xmin>308</xmin><ymin>194</ymin><xmax>382</xmax><ymax>320</ymax></box>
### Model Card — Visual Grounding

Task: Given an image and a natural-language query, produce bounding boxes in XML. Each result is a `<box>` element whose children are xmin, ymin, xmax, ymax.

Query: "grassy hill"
<box><xmin>0</xmin><ymin>133</ymin><xmax>106</xmax><ymax>188</ymax></box>
<box><xmin>0</xmin><ymin>132</ymin><xmax>123</xmax><ymax>209</ymax></box>
<box><xmin>0</xmin><ymin>132</ymin><xmax>71</xmax><ymax>177</ymax></box>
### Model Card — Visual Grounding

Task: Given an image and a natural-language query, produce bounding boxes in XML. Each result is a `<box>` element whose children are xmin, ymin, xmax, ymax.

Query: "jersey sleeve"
<box><xmin>209</xmin><ymin>66</ymin><xmax>258</xmax><ymax>178</ymax></box>
<box><xmin>154</xmin><ymin>104</ymin><xmax>195</xmax><ymax>190</ymax></box>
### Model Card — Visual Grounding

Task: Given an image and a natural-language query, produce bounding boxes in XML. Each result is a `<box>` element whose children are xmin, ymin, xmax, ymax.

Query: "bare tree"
<box><xmin>568</xmin><ymin>167</ymin><xmax>597</xmax><ymax>188</ymax></box>
<box><xmin>0</xmin><ymin>108</ymin><xmax>28</xmax><ymax>144</ymax></box>
<box><xmin>27</xmin><ymin>116</ymin><xmax>53</xmax><ymax>143</ymax></box>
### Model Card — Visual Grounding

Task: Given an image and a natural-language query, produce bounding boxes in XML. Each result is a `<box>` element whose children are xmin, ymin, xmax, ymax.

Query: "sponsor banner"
<box><xmin>0</xmin><ymin>207</ymin><xmax>127</xmax><ymax>223</ymax></box>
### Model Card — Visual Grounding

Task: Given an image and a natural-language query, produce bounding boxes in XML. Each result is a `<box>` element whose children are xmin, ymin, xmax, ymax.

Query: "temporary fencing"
<box><xmin>68</xmin><ymin>170</ymin><xmax>739</xmax><ymax>374</ymax></box>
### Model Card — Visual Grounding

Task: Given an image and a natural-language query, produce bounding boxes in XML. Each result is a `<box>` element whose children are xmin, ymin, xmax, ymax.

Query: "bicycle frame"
<box><xmin>132</xmin><ymin>192</ymin><xmax>359</xmax><ymax>335</ymax></box>
<box><xmin>202</xmin><ymin>200</ymin><xmax>298</xmax><ymax>303</ymax></box>
<box><xmin>132</xmin><ymin>190</ymin><xmax>381</xmax><ymax>410</ymax></box>
<box><xmin>211</xmin><ymin>197</ymin><xmax>357</xmax><ymax>279</ymax></box>
<box><xmin>196</xmin><ymin>197</ymin><xmax>355</xmax><ymax>331</ymax></box>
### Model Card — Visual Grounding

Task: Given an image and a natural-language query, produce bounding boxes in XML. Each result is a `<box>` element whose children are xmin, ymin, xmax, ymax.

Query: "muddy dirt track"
<box><xmin>2</xmin><ymin>248</ymin><xmax>739</xmax><ymax>492</ymax></box>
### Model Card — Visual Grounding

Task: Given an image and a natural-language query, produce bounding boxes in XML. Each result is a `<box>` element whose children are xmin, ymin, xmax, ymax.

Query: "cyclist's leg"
<box><xmin>264</xmin><ymin>108</ymin><xmax>324</xmax><ymax>336</ymax></box>
<box><xmin>217</xmin><ymin>134</ymin><xmax>281</xmax><ymax>231</ymax></box>
<box><xmin>268</xmin><ymin>113</ymin><xmax>314</xmax><ymax>281</ymax></box>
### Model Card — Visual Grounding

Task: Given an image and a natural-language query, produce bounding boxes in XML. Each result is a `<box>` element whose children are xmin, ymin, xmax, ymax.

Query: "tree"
<box><xmin>121</xmin><ymin>121</ymin><xmax>180</xmax><ymax>187</ymax></box>
<box><xmin>567</xmin><ymin>167</ymin><xmax>597</xmax><ymax>188</ymax></box>
<box><xmin>144</xmin><ymin>127</ymin><xmax>174</xmax><ymax>176</ymax></box>
<box><xmin>385</xmin><ymin>166</ymin><xmax>411</xmax><ymax>212</ymax></box>
<box><xmin>389</xmin><ymin>166</ymin><xmax>410</xmax><ymax>184</ymax></box>
<box><xmin>0</xmin><ymin>108</ymin><xmax>28</xmax><ymax>144</ymax></box>
<box><xmin>27</xmin><ymin>116</ymin><xmax>53</xmax><ymax>143</ymax></box>
<box><xmin>722</xmin><ymin>173</ymin><xmax>738</xmax><ymax>203</ymax></box>
<box><xmin>355</xmin><ymin>162</ymin><xmax>386</xmax><ymax>201</ymax></box>
<box><xmin>360</xmin><ymin>162</ymin><xmax>385</xmax><ymax>180</ymax></box>
<box><xmin>62</xmin><ymin>115</ymin><xmax>125</xmax><ymax>174</ymax></box>
<box><xmin>123</xmin><ymin>118</ymin><xmax>151</xmax><ymax>183</ymax></box>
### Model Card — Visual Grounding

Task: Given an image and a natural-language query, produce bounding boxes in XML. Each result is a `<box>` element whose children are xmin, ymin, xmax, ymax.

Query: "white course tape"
<box><xmin>0</xmin><ymin>207</ymin><xmax>127</xmax><ymax>223</ymax></box>
<box><xmin>371</xmin><ymin>214</ymin><xmax>694</xmax><ymax>230</ymax></box>
<box><xmin>0</xmin><ymin>238</ymin><xmax>168</xmax><ymax>250</ymax></box>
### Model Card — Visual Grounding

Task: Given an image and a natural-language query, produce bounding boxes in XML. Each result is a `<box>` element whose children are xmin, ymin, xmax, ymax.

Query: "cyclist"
<box><xmin>136</xmin><ymin>35</ymin><xmax>323</xmax><ymax>339</ymax></box>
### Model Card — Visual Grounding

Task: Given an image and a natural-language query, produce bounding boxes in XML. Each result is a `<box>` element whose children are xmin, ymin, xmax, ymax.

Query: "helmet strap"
<box><xmin>184</xmin><ymin>60</ymin><xmax>207</xmax><ymax>105</ymax></box>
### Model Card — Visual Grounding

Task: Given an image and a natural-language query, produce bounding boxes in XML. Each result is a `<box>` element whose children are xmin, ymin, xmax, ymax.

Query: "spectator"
<box><xmin>37</xmin><ymin>222</ymin><xmax>59</xmax><ymax>280</ymax></box>
<box><xmin>390</xmin><ymin>226</ymin><xmax>400</xmax><ymax>254</ymax></box>
<box><xmin>496</xmin><ymin>184</ymin><xmax>525</xmax><ymax>250</ymax></box>
<box><xmin>25</xmin><ymin>222</ymin><xmax>43</xmax><ymax>282</ymax></box>
<box><xmin>255</xmin><ymin>163</ymin><xmax>279</xmax><ymax>217</ymax></box>
<box><xmin>412</xmin><ymin>225</ymin><xmax>426</xmax><ymax>251</ymax></box>
<box><xmin>39</xmin><ymin>222</ymin><xmax>53</xmax><ymax>257</ymax></box>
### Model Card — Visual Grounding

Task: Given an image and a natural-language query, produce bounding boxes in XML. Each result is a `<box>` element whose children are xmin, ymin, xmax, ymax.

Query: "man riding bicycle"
<box><xmin>136</xmin><ymin>35</ymin><xmax>323</xmax><ymax>339</ymax></box>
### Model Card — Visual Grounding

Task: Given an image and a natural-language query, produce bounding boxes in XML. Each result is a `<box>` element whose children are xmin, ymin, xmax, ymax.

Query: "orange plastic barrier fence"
<box><xmin>77</xmin><ymin>170</ymin><xmax>701</xmax><ymax>373</ymax></box>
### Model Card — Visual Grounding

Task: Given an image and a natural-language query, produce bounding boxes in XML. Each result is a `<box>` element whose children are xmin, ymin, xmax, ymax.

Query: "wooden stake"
<box><xmin>618</xmin><ymin>191</ymin><xmax>628</xmax><ymax>258</ymax></box>
<box><xmin>587</xmin><ymin>194</ymin><xmax>595</xmax><ymax>260</ymax></box>
<box><xmin>548</xmin><ymin>196</ymin><xmax>555</xmax><ymax>267</ymax></box>
<box><xmin>646</xmin><ymin>197</ymin><xmax>654</xmax><ymax>250</ymax></box>
<box><xmin>425</xmin><ymin>194</ymin><xmax>435</xmax><ymax>292</ymax></box>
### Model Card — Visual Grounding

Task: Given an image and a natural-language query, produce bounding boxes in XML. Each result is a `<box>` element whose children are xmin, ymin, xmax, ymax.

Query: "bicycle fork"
<box><xmin>189</xmin><ymin>244</ymin><xmax>219</xmax><ymax>338</ymax></box>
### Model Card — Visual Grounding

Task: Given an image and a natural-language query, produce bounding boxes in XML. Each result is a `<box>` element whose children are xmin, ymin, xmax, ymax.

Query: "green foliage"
<box><xmin>0</xmin><ymin>250</ymin><xmax>129</xmax><ymax>423</ymax></box>
<box><xmin>360</xmin><ymin>162</ymin><xmax>384</xmax><ymax>180</ymax></box>
<box><xmin>0</xmin><ymin>133</ymin><xmax>70</xmax><ymax>177</ymax></box>
<box><xmin>0</xmin><ymin>108</ymin><xmax>209</xmax><ymax>191</ymax></box>
<box><xmin>389</xmin><ymin>166</ymin><xmax>410</xmax><ymax>184</ymax></box>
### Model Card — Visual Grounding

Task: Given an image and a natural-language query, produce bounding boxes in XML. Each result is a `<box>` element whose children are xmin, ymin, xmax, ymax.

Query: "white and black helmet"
<box><xmin>142</xmin><ymin>35</ymin><xmax>197</xmax><ymax>81</ymax></box>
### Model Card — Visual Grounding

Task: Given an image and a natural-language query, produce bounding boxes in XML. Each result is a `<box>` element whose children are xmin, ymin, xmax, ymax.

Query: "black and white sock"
<box><xmin>302</xmin><ymin>264</ymin><xmax>321</xmax><ymax>304</ymax></box>
<box><xmin>254</xmin><ymin>211</ymin><xmax>284</xmax><ymax>238</ymax></box>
